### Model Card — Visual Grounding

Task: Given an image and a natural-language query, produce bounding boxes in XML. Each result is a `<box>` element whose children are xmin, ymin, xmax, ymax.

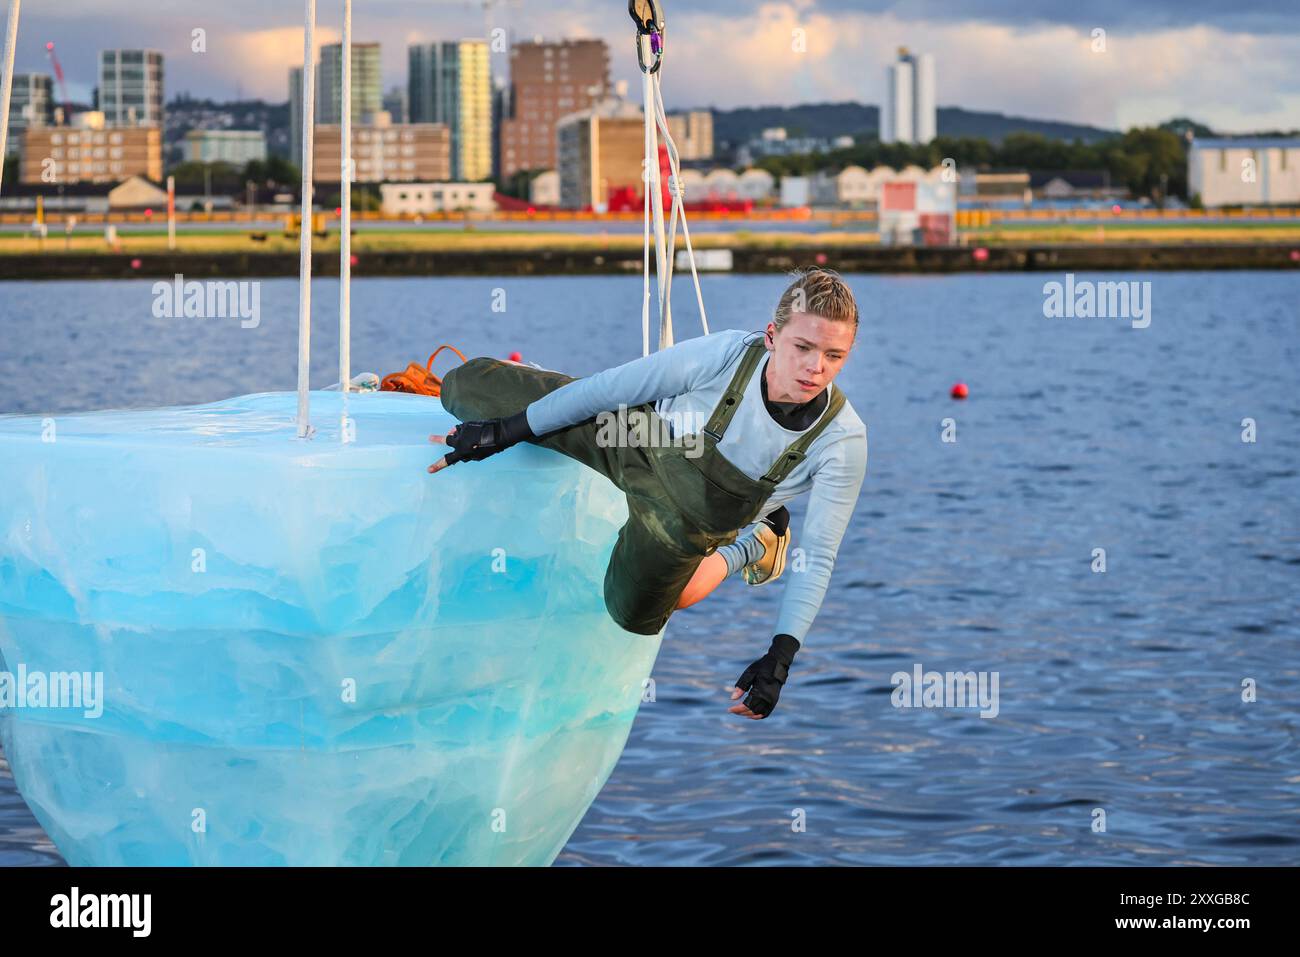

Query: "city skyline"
<box><xmin>1</xmin><ymin>1</ymin><xmax>1296</xmax><ymax>135</ymax></box>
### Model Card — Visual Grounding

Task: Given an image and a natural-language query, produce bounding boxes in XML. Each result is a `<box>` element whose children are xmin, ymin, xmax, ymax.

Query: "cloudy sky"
<box><xmin>7</xmin><ymin>0</ymin><xmax>1298</xmax><ymax>133</ymax></box>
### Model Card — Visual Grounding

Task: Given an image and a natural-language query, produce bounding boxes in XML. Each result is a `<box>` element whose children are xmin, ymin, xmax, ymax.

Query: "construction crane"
<box><xmin>44</xmin><ymin>41</ymin><xmax>72</xmax><ymax>124</ymax></box>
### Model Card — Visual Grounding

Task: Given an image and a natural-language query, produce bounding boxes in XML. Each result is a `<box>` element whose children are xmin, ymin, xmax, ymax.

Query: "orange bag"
<box><xmin>380</xmin><ymin>344</ymin><xmax>467</xmax><ymax>397</ymax></box>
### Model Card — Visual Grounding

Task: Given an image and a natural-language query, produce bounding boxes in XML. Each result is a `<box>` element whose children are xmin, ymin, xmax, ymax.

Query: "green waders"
<box><xmin>439</xmin><ymin>340</ymin><xmax>846</xmax><ymax>636</ymax></box>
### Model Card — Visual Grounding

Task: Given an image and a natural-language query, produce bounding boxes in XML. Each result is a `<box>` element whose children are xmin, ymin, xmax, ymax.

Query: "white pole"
<box><xmin>296</xmin><ymin>0</ymin><xmax>317</xmax><ymax>438</ymax></box>
<box><xmin>339</xmin><ymin>0</ymin><xmax>352</xmax><ymax>397</ymax></box>
<box><xmin>0</xmin><ymin>0</ymin><xmax>21</xmax><ymax>199</ymax></box>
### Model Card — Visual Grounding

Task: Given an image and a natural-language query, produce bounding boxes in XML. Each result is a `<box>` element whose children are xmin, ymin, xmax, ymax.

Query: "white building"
<box><xmin>810</xmin><ymin>165</ymin><xmax>874</xmax><ymax>206</ymax></box>
<box><xmin>379</xmin><ymin>182</ymin><xmax>496</xmax><ymax>214</ymax></box>
<box><xmin>880</xmin><ymin>47</ymin><xmax>935</xmax><ymax>145</ymax></box>
<box><xmin>780</xmin><ymin>176</ymin><xmax>810</xmax><ymax>207</ymax></box>
<box><xmin>879</xmin><ymin>173</ymin><xmax>956</xmax><ymax>246</ymax></box>
<box><xmin>1187</xmin><ymin>138</ymin><xmax>1300</xmax><ymax>207</ymax></box>
<box><xmin>666</xmin><ymin>110</ymin><xmax>713</xmax><ymax>161</ymax></box>
<box><xmin>806</xmin><ymin>164</ymin><xmax>950</xmax><ymax>208</ymax></box>
<box><xmin>182</xmin><ymin>130</ymin><xmax>267</xmax><ymax>165</ymax></box>
<box><xmin>529</xmin><ymin>169</ymin><xmax>560</xmax><ymax>206</ymax></box>
<box><xmin>737</xmin><ymin>168</ymin><xmax>775</xmax><ymax>201</ymax></box>
<box><xmin>703</xmin><ymin>168</ymin><xmax>741</xmax><ymax>200</ymax></box>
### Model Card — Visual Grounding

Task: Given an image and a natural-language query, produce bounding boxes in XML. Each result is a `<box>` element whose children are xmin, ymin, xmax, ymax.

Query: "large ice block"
<box><xmin>0</xmin><ymin>390</ymin><xmax>659</xmax><ymax>865</ymax></box>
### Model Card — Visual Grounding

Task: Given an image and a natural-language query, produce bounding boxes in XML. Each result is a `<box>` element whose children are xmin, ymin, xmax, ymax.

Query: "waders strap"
<box><xmin>701</xmin><ymin>339</ymin><xmax>766</xmax><ymax>442</ymax></box>
<box><xmin>700</xmin><ymin>336</ymin><xmax>848</xmax><ymax>486</ymax></box>
<box><xmin>761</xmin><ymin>384</ymin><xmax>846</xmax><ymax>485</ymax></box>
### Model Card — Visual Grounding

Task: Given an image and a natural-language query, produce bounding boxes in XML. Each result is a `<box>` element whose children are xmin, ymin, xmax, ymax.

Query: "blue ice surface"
<box><xmin>0</xmin><ymin>390</ymin><xmax>660</xmax><ymax>865</ymax></box>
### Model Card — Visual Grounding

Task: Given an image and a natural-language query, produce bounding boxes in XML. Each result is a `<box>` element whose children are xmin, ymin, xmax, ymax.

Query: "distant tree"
<box><xmin>320</xmin><ymin>185</ymin><xmax>380</xmax><ymax>212</ymax></box>
<box><xmin>1108</xmin><ymin>127</ymin><xmax>1188</xmax><ymax>200</ymax></box>
<box><xmin>243</xmin><ymin>156</ymin><xmax>300</xmax><ymax>188</ymax></box>
<box><xmin>165</xmin><ymin>160</ymin><xmax>243</xmax><ymax>192</ymax></box>
<box><xmin>1161</xmin><ymin>117</ymin><xmax>1216</xmax><ymax>140</ymax></box>
<box><xmin>997</xmin><ymin>133</ymin><xmax>1075</xmax><ymax>171</ymax></box>
<box><xmin>496</xmin><ymin>168</ymin><xmax>545</xmax><ymax>200</ymax></box>
<box><xmin>351</xmin><ymin>185</ymin><xmax>381</xmax><ymax>212</ymax></box>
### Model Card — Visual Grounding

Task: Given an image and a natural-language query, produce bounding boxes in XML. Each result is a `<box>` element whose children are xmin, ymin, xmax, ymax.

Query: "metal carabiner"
<box><xmin>629</xmin><ymin>0</ymin><xmax>665</xmax><ymax>74</ymax></box>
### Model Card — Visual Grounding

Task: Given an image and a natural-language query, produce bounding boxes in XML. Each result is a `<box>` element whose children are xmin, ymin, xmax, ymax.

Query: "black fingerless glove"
<box><xmin>734</xmin><ymin>633</ymin><xmax>800</xmax><ymax>718</ymax></box>
<box><xmin>444</xmin><ymin>409</ymin><xmax>535</xmax><ymax>465</ymax></box>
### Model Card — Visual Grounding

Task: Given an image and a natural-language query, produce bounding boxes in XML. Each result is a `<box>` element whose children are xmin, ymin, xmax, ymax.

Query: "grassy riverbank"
<box><xmin>2</xmin><ymin>219</ymin><xmax>1299</xmax><ymax>258</ymax></box>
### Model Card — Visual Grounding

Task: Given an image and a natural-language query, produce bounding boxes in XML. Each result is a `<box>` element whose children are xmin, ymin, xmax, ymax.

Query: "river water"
<box><xmin>1</xmin><ymin>270</ymin><xmax>1297</xmax><ymax>865</ymax></box>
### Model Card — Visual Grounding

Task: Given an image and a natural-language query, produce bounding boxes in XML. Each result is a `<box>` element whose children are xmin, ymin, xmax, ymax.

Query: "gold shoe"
<box><xmin>742</xmin><ymin>522</ymin><xmax>789</xmax><ymax>586</ymax></box>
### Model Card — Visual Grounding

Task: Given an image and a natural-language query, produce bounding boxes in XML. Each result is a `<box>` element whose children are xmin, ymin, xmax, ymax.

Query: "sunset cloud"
<box><xmin>7</xmin><ymin>0</ymin><xmax>1297</xmax><ymax>132</ymax></box>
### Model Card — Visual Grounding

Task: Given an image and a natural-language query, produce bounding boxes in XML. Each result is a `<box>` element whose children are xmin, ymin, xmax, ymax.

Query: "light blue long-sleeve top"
<box><xmin>523</xmin><ymin>329</ymin><xmax>868</xmax><ymax>645</ymax></box>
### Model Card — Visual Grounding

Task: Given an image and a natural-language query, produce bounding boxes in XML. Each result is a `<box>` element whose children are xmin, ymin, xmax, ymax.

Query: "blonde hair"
<box><xmin>773</xmin><ymin>267</ymin><xmax>859</xmax><ymax>336</ymax></box>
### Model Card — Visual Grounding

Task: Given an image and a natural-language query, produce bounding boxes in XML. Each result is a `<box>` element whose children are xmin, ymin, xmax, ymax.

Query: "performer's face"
<box><xmin>763</xmin><ymin>313</ymin><xmax>855</xmax><ymax>404</ymax></box>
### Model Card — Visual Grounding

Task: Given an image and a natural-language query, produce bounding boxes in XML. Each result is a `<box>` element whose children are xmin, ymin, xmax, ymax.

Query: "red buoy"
<box><xmin>972</xmin><ymin>247</ymin><xmax>989</xmax><ymax>262</ymax></box>
<box><xmin>509</xmin><ymin>351</ymin><xmax>522</xmax><ymax>362</ymax></box>
<box><xmin>951</xmin><ymin>382</ymin><xmax>969</xmax><ymax>400</ymax></box>
<box><xmin>815</xmin><ymin>252</ymin><xmax>828</xmax><ymax>265</ymax></box>
<box><xmin>350</xmin><ymin>254</ymin><xmax>359</xmax><ymax>267</ymax></box>
<box><xmin>130</xmin><ymin>258</ymin><xmax>142</xmax><ymax>269</ymax></box>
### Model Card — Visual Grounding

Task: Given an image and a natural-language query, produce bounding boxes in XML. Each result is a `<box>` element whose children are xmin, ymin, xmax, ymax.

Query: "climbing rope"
<box><xmin>630</xmin><ymin>0</ymin><xmax>709</xmax><ymax>356</ymax></box>
<box><xmin>380</xmin><ymin>344</ymin><xmax>467</xmax><ymax>397</ymax></box>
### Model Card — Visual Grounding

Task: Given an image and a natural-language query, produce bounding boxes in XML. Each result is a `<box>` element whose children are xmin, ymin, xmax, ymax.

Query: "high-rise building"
<box><xmin>5</xmin><ymin>74</ymin><xmax>54</xmax><ymax>158</ymax></box>
<box><xmin>491</xmin><ymin>77</ymin><xmax>510</xmax><ymax>181</ymax></box>
<box><xmin>98</xmin><ymin>50</ymin><xmax>164</xmax><ymax>127</ymax></box>
<box><xmin>880</xmin><ymin>48</ymin><xmax>935</xmax><ymax>145</ymax></box>
<box><xmin>408</xmin><ymin>40</ymin><xmax>492</xmax><ymax>181</ymax></box>
<box><xmin>383</xmin><ymin>85</ymin><xmax>409</xmax><ymax>124</ymax></box>
<box><xmin>666</xmin><ymin>110</ymin><xmax>713</xmax><ymax>161</ymax></box>
<box><xmin>318</xmin><ymin>42</ymin><xmax>382</xmax><ymax>125</ymax></box>
<box><xmin>557</xmin><ymin>95</ymin><xmax>644</xmax><ymax>209</ymax></box>
<box><xmin>499</xmin><ymin>38</ymin><xmax>609</xmax><ymax>179</ymax></box>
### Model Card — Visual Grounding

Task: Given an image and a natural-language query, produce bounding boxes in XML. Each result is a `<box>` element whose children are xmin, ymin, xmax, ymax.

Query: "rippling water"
<box><xmin>1</xmin><ymin>271</ymin><xmax>1297</xmax><ymax>865</ymax></box>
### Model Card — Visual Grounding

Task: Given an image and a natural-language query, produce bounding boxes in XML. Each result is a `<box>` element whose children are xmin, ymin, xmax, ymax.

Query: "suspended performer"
<box><xmin>429</xmin><ymin>267</ymin><xmax>868</xmax><ymax>720</ymax></box>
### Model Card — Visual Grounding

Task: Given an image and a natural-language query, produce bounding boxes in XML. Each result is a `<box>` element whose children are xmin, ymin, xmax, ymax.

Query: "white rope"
<box><xmin>647</xmin><ymin>79</ymin><xmax>679</xmax><ymax>326</ymax></box>
<box><xmin>0</xmin><ymin>0</ymin><xmax>20</xmax><ymax>199</ymax></box>
<box><xmin>638</xmin><ymin>35</ymin><xmax>671</xmax><ymax>351</ymax></box>
<box><xmin>640</xmin><ymin>67</ymin><xmax>653</xmax><ymax>358</ymax></box>
<box><xmin>652</xmin><ymin>72</ymin><xmax>709</xmax><ymax>337</ymax></box>
<box><xmin>339</xmin><ymin>0</ymin><xmax>352</xmax><ymax>407</ymax></box>
<box><xmin>296</xmin><ymin>0</ymin><xmax>317</xmax><ymax>438</ymax></box>
<box><xmin>637</xmin><ymin>32</ymin><xmax>709</xmax><ymax>357</ymax></box>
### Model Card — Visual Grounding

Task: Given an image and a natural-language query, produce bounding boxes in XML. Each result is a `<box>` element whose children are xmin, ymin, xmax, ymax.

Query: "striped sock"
<box><xmin>717</xmin><ymin>527</ymin><xmax>765</xmax><ymax>577</ymax></box>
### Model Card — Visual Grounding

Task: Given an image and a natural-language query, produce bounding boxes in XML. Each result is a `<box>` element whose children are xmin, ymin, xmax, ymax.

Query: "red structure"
<box><xmin>601</xmin><ymin>145</ymin><xmax>753</xmax><ymax>214</ymax></box>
